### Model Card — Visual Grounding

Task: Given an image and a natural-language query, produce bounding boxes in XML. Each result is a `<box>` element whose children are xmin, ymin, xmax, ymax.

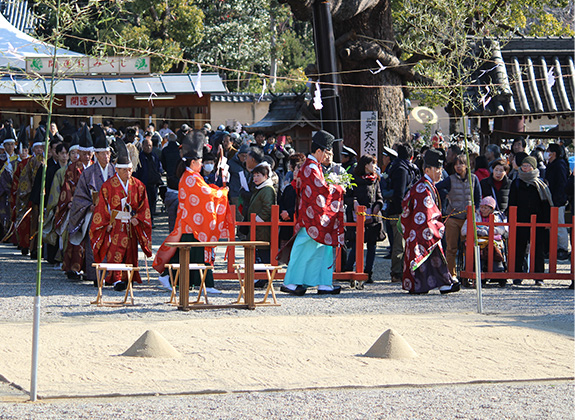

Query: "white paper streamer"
<box><xmin>147</xmin><ymin>82</ymin><xmax>157</xmax><ymax>107</ymax></box>
<box><xmin>195</xmin><ymin>64</ymin><xmax>203</xmax><ymax>98</ymax></box>
<box><xmin>258</xmin><ymin>78</ymin><xmax>267</xmax><ymax>102</ymax></box>
<box><xmin>546</xmin><ymin>66</ymin><xmax>556</xmax><ymax>88</ymax></box>
<box><xmin>369</xmin><ymin>59</ymin><xmax>387</xmax><ymax>74</ymax></box>
<box><xmin>480</xmin><ymin>86</ymin><xmax>492</xmax><ymax>109</ymax></box>
<box><xmin>471</xmin><ymin>64</ymin><xmax>500</xmax><ymax>83</ymax></box>
<box><xmin>313</xmin><ymin>82</ymin><xmax>323</xmax><ymax>110</ymax></box>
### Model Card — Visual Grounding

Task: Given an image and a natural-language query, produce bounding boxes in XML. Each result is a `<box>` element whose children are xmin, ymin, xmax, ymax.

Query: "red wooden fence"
<box><xmin>460</xmin><ymin>206</ymin><xmax>574</xmax><ymax>281</ymax></box>
<box><xmin>211</xmin><ymin>204</ymin><xmax>369</xmax><ymax>281</ymax></box>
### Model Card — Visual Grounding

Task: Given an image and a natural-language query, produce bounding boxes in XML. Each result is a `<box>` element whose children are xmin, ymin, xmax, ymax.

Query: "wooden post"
<box><xmin>487</xmin><ymin>213</ymin><xmax>495</xmax><ymax>273</ymax></box>
<box><xmin>178</xmin><ymin>246</ymin><xmax>190</xmax><ymax>311</ymax></box>
<box><xmin>529</xmin><ymin>214</ymin><xmax>537</xmax><ymax>273</ymax></box>
<box><xmin>465</xmin><ymin>206</ymin><xmax>475</xmax><ymax>274</ymax></box>
<box><xmin>356</xmin><ymin>205</ymin><xmax>366</xmax><ymax>275</ymax></box>
<box><xmin>548</xmin><ymin>207</ymin><xmax>559</xmax><ymax>273</ymax></box>
<box><xmin>228</xmin><ymin>205</ymin><xmax>237</xmax><ymax>273</ymax></box>
<box><xmin>507</xmin><ymin>206</ymin><xmax>517</xmax><ymax>274</ymax></box>
<box><xmin>271</xmin><ymin>205</ymin><xmax>280</xmax><ymax>263</ymax></box>
<box><xmin>244</xmin><ymin>245</ymin><xmax>256</xmax><ymax>309</ymax></box>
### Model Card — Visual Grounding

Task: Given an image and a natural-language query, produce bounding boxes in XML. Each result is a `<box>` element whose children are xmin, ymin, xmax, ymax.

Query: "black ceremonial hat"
<box><xmin>181</xmin><ymin>130</ymin><xmax>205</xmax><ymax>160</ymax></box>
<box><xmin>32</xmin><ymin>124</ymin><xmax>46</xmax><ymax>147</ymax></box>
<box><xmin>17</xmin><ymin>125</ymin><xmax>30</xmax><ymax>150</ymax></box>
<box><xmin>312</xmin><ymin>130</ymin><xmax>340</xmax><ymax>150</ymax></box>
<box><xmin>68</xmin><ymin>132</ymin><xmax>80</xmax><ymax>151</ymax></box>
<box><xmin>77</xmin><ymin>124</ymin><xmax>93</xmax><ymax>151</ymax></box>
<box><xmin>423</xmin><ymin>149</ymin><xmax>444</xmax><ymax>168</ymax></box>
<box><xmin>115</xmin><ymin>138</ymin><xmax>132</xmax><ymax>168</ymax></box>
<box><xmin>91</xmin><ymin>124</ymin><xmax>109</xmax><ymax>152</ymax></box>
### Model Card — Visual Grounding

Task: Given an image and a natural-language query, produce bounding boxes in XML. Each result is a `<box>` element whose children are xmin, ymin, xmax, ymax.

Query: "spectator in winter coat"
<box><xmin>508</xmin><ymin>156</ymin><xmax>553</xmax><ymax>285</ymax></box>
<box><xmin>246</xmin><ymin>164</ymin><xmax>276</xmax><ymax>265</ymax></box>
<box><xmin>544</xmin><ymin>143</ymin><xmax>570</xmax><ymax>260</ymax></box>
<box><xmin>436</xmin><ymin>153</ymin><xmax>481</xmax><ymax>279</ymax></box>
<box><xmin>473</xmin><ymin>155</ymin><xmax>490</xmax><ymax>181</ymax></box>
<box><xmin>480</xmin><ymin>159</ymin><xmax>511</xmax><ymax>212</ymax></box>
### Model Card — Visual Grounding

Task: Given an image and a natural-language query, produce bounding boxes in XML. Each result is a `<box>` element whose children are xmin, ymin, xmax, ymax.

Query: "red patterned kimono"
<box><xmin>153</xmin><ymin>168</ymin><xmax>232</xmax><ymax>274</ymax></box>
<box><xmin>55</xmin><ymin>161</ymin><xmax>87</xmax><ymax>273</ymax></box>
<box><xmin>401</xmin><ymin>175</ymin><xmax>453</xmax><ymax>293</ymax></box>
<box><xmin>295</xmin><ymin>156</ymin><xmax>345</xmax><ymax>246</ymax></box>
<box><xmin>90</xmin><ymin>174</ymin><xmax>152</xmax><ymax>284</ymax></box>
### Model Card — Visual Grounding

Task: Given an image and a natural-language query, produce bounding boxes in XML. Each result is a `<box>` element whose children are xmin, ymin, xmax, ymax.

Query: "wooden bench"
<box><xmin>91</xmin><ymin>263</ymin><xmax>140</xmax><ymax>307</ymax></box>
<box><xmin>165</xmin><ymin>263</ymin><xmax>214</xmax><ymax>305</ymax></box>
<box><xmin>233</xmin><ymin>264</ymin><xmax>283</xmax><ymax>306</ymax></box>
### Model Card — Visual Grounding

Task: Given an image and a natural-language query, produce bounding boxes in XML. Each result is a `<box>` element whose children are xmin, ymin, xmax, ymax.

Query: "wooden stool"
<box><xmin>165</xmin><ymin>263</ymin><xmax>214</xmax><ymax>305</ymax></box>
<box><xmin>233</xmin><ymin>264</ymin><xmax>282</xmax><ymax>306</ymax></box>
<box><xmin>91</xmin><ymin>263</ymin><xmax>140</xmax><ymax>307</ymax></box>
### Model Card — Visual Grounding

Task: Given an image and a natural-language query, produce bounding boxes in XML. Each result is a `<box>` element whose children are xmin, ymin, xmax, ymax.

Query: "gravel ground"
<box><xmin>0</xmin><ymin>212</ymin><xmax>573</xmax><ymax>418</ymax></box>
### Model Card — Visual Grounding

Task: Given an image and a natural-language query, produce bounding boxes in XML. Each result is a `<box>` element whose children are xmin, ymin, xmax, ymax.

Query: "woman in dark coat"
<box><xmin>480</xmin><ymin>158</ymin><xmax>511</xmax><ymax>212</ymax></box>
<box><xmin>278</xmin><ymin>153</ymin><xmax>305</xmax><ymax>247</ymax></box>
<box><xmin>344</xmin><ymin>154</ymin><xmax>385</xmax><ymax>282</ymax></box>
<box><xmin>508</xmin><ymin>156</ymin><xmax>553</xmax><ymax>285</ymax></box>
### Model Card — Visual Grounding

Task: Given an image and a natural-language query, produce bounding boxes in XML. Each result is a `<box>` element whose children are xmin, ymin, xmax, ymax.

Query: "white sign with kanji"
<box><xmin>66</xmin><ymin>95</ymin><xmax>116</xmax><ymax>108</ymax></box>
<box><xmin>360</xmin><ymin>111</ymin><xmax>378</xmax><ymax>157</ymax></box>
<box><xmin>26</xmin><ymin>56</ymin><xmax>150</xmax><ymax>75</ymax></box>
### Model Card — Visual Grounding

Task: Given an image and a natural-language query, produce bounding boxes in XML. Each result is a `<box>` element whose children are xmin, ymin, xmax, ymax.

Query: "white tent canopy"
<box><xmin>0</xmin><ymin>12</ymin><xmax>83</xmax><ymax>69</ymax></box>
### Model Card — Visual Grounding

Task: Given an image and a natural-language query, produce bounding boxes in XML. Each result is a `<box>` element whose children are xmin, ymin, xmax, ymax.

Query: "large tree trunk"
<box><xmin>282</xmin><ymin>0</ymin><xmax>409</xmax><ymax>160</ymax></box>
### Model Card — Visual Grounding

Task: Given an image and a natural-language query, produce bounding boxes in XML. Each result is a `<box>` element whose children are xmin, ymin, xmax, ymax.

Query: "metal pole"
<box><xmin>312</xmin><ymin>0</ymin><xmax>343</xmax><ymax>162</ymax></box>
<box><xmin>31</xmin><ymin>0</ymin><xmax>61</xmax><ymax>401</ymax></box>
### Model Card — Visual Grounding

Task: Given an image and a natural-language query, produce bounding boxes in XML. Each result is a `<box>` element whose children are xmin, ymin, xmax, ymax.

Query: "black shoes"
<box><xmin>254</xmin><ymin>279</ymin><xmax>268</xmax><ymax>289</ymax></box>
<box><xmin>113</xmin><ymin>281</ymin><xmax>127</xmax><ymax>292</ymax></box>
<box><xmin>365</xmin><ymin>272</ymin><xmax>373</xmax><ymax>284</ymax></box>
<box><xmin>317</xmin><ymin>286</ymin><xmax>341</xmax><ymax>295</ymax></box>
<box><xmin>440</xmin><ymin>282</ymin><xmax>461</xmax><ymax>294</ymax></box>
<box><xmin>66</xmin><ymin>270</ymin><xmax>82</xmax><ymax>281</ymax></box>
<box><xmin>280</xmin><ymin>285</ymin><xmax>307</xmax><ymax>296</ymax></box>
<box><xmin>557</xmin><ymin>250</ymin><xmax>571</xmax><ymax>261</ymax></box>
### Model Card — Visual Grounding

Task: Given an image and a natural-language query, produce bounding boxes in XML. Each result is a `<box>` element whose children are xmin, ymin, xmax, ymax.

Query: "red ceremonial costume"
<box><xmin>283</xmin><ymin>155</ymin><xmax>345</xmax><ymax>287</ymax></box>
<box><xmin>90</xmin><ymin>173</ymin><xmax>152</xmax><ymax>284</ymax></box>
<box><xmin>153</xmin><ymin>168</ymin><xmax>232</xmax><ymax>274</ymax></box>
<box><xmin>9</xmin><ymin>157</ymin><xmax>28</xmax><ymax>245</ymax></box>
<box><xmin>401</xmin><ymin>175</ymin><xmax>453</xmax><ymax>293</ymax></box>
<box><xmin>54</xmin><ymin>160</ymin><xmax>87</xmax><ymax>273</ymax></box>
<box><xmin>295</xmin><ymin>156</ymin><xmax>345</xmax><ymax>246</ymax></box>
<box><xmin>14</xmin><ymin>155</ymin><xmax>42</xmax><ymax>250</ymax></box>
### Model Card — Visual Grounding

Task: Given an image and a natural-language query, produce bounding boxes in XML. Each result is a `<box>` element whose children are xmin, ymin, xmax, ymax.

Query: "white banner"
<box><xmin>26</xmin><ymin>56</ymin><xmax>150</xmax><ymax>75</ymax></box>
<box><xmin>360</xmin><ymin>111</ymin><xmax>378</xmax><ymax>157</ymax></box>
<box><xmin>66</xmin><ymin>95</ymin><xmax>116</xmax><ymax>108</ymax></box>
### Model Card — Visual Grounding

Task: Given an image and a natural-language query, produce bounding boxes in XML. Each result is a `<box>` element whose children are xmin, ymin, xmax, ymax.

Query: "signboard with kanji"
<box><xmin>26</xmin><ymin>56</ymin><xmax>150</xmax><ymax>75</ymax></box>
<box><xmin>66</xmin><ymin>95</ymin><xmax>116</xmax><ymax>108</ymax></box>
<box><xmin>360</xmin><ymin>111</ymin><xmax>378</xmax><ymax>157</ymax></box>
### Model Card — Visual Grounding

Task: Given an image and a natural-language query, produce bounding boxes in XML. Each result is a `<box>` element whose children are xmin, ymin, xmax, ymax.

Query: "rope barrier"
<box><xmin>355</xmin><ymin>209</ymin><xmax>467</xmax><ymax>221</ymax></box>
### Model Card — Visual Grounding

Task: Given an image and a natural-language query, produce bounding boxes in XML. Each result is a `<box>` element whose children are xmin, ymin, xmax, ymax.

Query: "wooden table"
<box><xmin>166</xmin><ymin>241</ymin><xmax>269</xmax><ymax>311</ymax></box>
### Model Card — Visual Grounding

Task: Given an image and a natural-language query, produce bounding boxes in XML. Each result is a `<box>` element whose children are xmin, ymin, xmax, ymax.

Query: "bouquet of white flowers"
<box><xmin>325</xmin><ymin>170</ymin><xmax>356</xmax><ymax>191</ymax></box>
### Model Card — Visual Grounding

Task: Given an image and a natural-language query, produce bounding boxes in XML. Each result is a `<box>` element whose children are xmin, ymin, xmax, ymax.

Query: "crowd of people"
<box><xmin>0</xmin><ymin>117</ymin><xmax>572</xmax><ymax>295</ymax></box>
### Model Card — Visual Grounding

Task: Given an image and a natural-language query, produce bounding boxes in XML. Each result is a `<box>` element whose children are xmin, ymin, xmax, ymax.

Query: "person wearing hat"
<box><xmin>341</xmin><ymin>145</ymin><xmax>358</xmax><ymax>174</ymax></box>
<box><xmin>2</xmin><ymin>137</ymin><xmax>17</xmax><ymax>168</ymax></box>
<box><xmin>461</xmin><ymin>196</ymin><xmax>508</xmax><ymax>284</ymax></box>
<box><xmin>69</xmin><ymin>124</ymin><xmax>115</xmax><ymax>284</ymax></box>
<box><xmin>14</xmin><ymin>125</ymin><xmax>46</xmax><ymax>258</ymax></box>
<box><xmin>90</xmin><ymin>138</ymin><xmax>152</xmax><ymax>291</ymax></box>
<box><xmin>280</xmin><ymin>130</ymin><xmax>345</xmax><ymax>296</ymax></box>
<box><xmin>400</xmin><ymin>149</ymin><xmax>460</xmax><ymax>295</ymax></box>
<box><xmin>228</xmin><ymin>143</ymin><xmax>250</xmax><ymax>222</ymax></box>
<box><xmin>378</xmin><ymin>146</ymin><xmax>398</xmax><ymax>259</ymax></box>
<box><xmin>509</xmin><ymin>155</ymin><xmax>553</xmax><ymax>285</ymax></box>
<box><xmin>0</xmin><ymin>143</ymin><xmax>12</xmax><ymax>239</ymax></box>
<box><xmin>54</xmin><ymin>127</ymin><xmax>94</xmax><ymax>279</ymax></box>
<box><xmin>154</xmin><ymin>131</ymin><xmax>232</xmax><ymax>294</ymax></box>
<box><xmin>8</xmin><ymin>126</ymin><xmax>31</xmax><ymax>246</ymax></box>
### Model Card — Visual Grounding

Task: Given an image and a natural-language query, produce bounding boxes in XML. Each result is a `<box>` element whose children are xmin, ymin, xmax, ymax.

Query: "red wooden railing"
<box><xmin>212</xmin><ymin>204</ymin><xmax>368</xmax><ymax>281</ymax></box>
<box><xmin>460</xmin><ymin>206</ymin><xmax>574</xmax><ymax>281</ymax></box>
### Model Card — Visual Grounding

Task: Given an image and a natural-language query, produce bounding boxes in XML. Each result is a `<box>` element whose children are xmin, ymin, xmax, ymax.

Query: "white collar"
<box><xmin>424</xmin><ymin>174</ymin><xmax>435</xmax><ymax>184</ymax></box>
<box><xmin>308</xmin><ymin>154</ymin><xmax>318</xmax><ymax>163</ymax></box>
<box><xmin>255</xmin><ymin>178</ymin><xmax>273</xmax><ymax>190</ymax></box>
<box><xmin>117</xmin><ymin>173</ymin><xmax>129</xmax><ymax>195</ymax></box>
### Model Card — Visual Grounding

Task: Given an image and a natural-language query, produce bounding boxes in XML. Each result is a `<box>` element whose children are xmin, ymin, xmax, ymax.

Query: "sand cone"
<box><xmin>364</xmin><ymin>328</ymin><xmax>417</xmax><ymax>359</ymax></box>
<box><xmin>121</xmin><ymin>330</ymin><xmax>181</xmax><ymax>358</ymax></box>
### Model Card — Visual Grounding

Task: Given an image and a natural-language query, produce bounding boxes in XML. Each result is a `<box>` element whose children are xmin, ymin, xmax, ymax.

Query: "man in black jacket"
<box><xmin>388</xmin><ymin>143</ymin><xmax>419</xmax><ymax>283</ymax></box>
<box><xmin>545</xmin><ymin>143</ymin><xmax>570</xmax><ymax>260</ymax></box>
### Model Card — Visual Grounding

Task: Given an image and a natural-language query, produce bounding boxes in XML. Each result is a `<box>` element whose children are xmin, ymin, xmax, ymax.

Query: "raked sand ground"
<box><xmin>1</xmin><ymin>313</ymin><xmax>572</xmax><ymax>399</ymax></box>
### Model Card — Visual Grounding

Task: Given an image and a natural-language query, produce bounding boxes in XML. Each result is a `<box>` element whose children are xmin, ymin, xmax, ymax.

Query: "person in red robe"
<box><xmin>401</xmin><ymin>149</ymin><xmax>460</xmax><ymax>295</ymax></box>
<box><xmin>54</xmin><ymin>145</ymin><xmax>92</xmax><ymax>279</ymax></box>
<box><xmin>90</xmin><ymin>139</ymin><xmax>152</xmax><ymax>291</ymax></box>
<box><xmin>153</xmin><ymin>131</ymin><xmax>232</xmax><ymax>292</ymax></box>
<box><xmin>280</xmin><ymin>130</ymin><xmax>345</xmax><ymax>296</ymax></box>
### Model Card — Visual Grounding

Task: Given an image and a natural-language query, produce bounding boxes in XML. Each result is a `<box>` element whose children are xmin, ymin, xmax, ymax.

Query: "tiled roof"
<box><xmin>462</xmin><ymin>37</ymin><xmax>574</xmax><ymax>117</ymax></box>
<box><xmin>245</xmin><ymin>93</ymin><xmax>320</xmax><ymax>133</ymax></box>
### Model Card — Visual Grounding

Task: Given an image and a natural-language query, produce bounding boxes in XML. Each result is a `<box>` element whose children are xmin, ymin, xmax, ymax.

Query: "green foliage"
<box><xmin>528</xmin><ymin>13</ymin><xmax>575</xmax><ymax>36</ymax></box>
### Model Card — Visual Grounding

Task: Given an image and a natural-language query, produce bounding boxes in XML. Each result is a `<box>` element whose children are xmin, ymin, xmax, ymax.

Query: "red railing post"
<box><xmin>507</xmin><ymin>206</ymin><xmax>517</xmax><ymax>274</ymax></box>
<box><xmin>528</xmin><ymin>214</ymin><xmax>537</xmax><ymax>273</ymax></box>
<box><xmin>270</xmin><ymin>205</ymin><xmax>280</xmax><ymax>263</ymax></box>
<box><xmin>548</xmin><ymin>207</ymin><xmax>559</xmax><ymax>272</ymax></box>
<box><xmin>465</xmin><ymin>205</ymin><xmax>474</xmax><ymax>275</ymax></box>
<box><xmin>250</xmin><ymin>213</ymin><xmax>256</xmax><ymax>241</ymax></box>
<box><xmin>356</xmin><ymin>205</ymin><xmax>365</xmax><ymax>275</ymax></box>
<box><xmin>228</xmin><ymin>204</ymin><xmax>236</xmax><ymax>273</ymax></box>
<box><xmin>487</xmin><ymin>213</ymin><xmax>494</xmax><ymax>272</ymax></box>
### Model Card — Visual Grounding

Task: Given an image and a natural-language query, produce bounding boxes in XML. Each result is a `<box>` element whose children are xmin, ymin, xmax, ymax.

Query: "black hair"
<box><xmin>288</xmin><ymin>153</ymin><xmax>306</xmax><ymax>171</ymax></box>
<box><xmin>474</xmin><ymin>155</ymin><xmax>489</xmax><ymax>170</ymax></box>
<box><xmin>513</xmin><ymin>137</ymin><xmax>526</xmax><ymax>148</ymax></box>
<box><xmin>396</xmin><ymin>143</ymin><xmax>413</xmax><ymax>160</ymax></box>
<box><xmin>247</xmin><ymin>147</ymin><xmax>264</xmax><ymax>163</ymax></box>
<box><xmin>354</xmin><ymin>154</ymin><xmax>375</xmax><ymax>177</ymax></box>
<box><xmin>55</xmin><ymin>143</ymin><xmax>67</xmax><ymax>154</ymax></box>
<box><xmin>448</xmin><ymin>144</ymin><xmax>462</xmax><ymax>154</ymax></box>
<box><xmin>252</xmin><ymin>164</ymin><xmax>270</xmax><ymax>177</ymax></box>
<box><xmin>547</xmin><ymin>143</ymin><xmax>564</xmax><ymax>158</ymax></box>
